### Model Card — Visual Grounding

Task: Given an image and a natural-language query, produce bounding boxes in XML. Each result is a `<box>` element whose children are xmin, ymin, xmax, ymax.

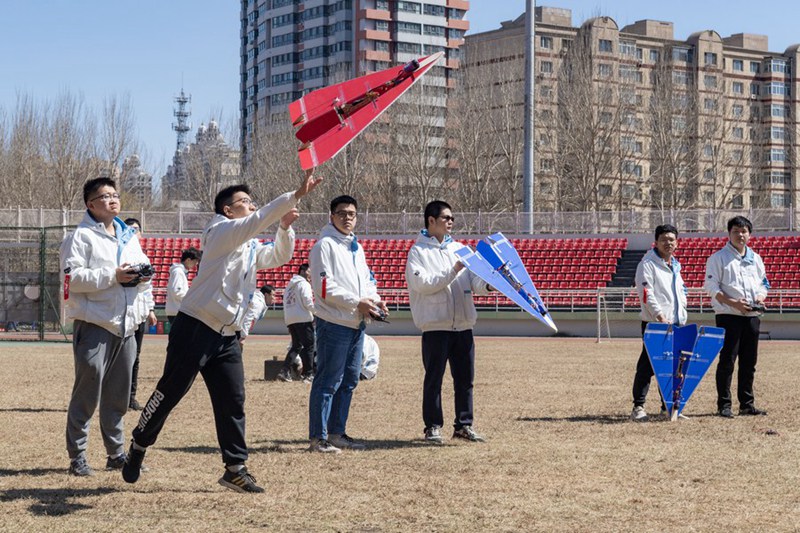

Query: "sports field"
<box><xmin>1</xmin><ymin>336</ymin><xmax>798</xmax><ymax>532</ymax></box>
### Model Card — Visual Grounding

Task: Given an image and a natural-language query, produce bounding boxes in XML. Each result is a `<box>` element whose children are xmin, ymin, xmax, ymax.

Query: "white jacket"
<box><xmin>635</xmin><ymin>248</ymin><xmax>688</xmax><ymax>324</ymax></box>
<box><xmin>240</xmin><ymin>290</ymin><xmax>266</xmax><ymax>339</ymax></box>
<box><xmin>705</xmin><ymin>242</ymin><xmax>769</xmax><ymax>316</ymax></box>
<box><xmin>283</xmin><ymin>274</ymin><xmax>315</xmax><ymax>325</ymax></box>
<box><xmin>60</xmin><ymin>212</ymin><xmax>153</xmax><ymax>338</ymax></box>
<box><xmin>309</xmin><ymin>223</ymin><xmax>379</xmax><ymax>330</ymax></box>
<box><xmin>165</xmin><ymin>263</ymin><xmax>189</xmax><ymax>316</ymax></box>
<box><xmin>180</xmin><ymin>191</ymin><xmax>297</xmax><ymax>335</ymax></box>
<box><xmin>406</xmin><ymin>231</ymin><xmax>489</xmax><ymax>332</ymax></box>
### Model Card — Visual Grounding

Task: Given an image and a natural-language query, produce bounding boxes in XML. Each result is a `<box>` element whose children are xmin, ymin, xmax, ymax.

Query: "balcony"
<box><xmin>447</xmin><ymin>0</ymin><xmax>470</xmax><ymax>9</ymax></box>
<box><xmin>446</xmin><ymin>59</ymin><xmax>461</xmax><ymax>69</ymax></box>
<box><xmin>447</xmin><ymin>38</ymin><xmax>465</xmax><ymax>48</ymax></box>
<box><xmin>361</xmin><ymin>29</ymin><xmax>391</xmax><ymax>41</ymax></box>
<box><xmin>447</xmin><ymin>19</ymin><xmax>470</xmax><ymax>31</ymax></box>
<box><xmin>362</xmin><ymin>8</ymin><xmax>392</xmax><ymax>21</ymax></box>
<box><xmin>363</xmin><ymin>50</ymin><xmax>391</xmax><ymax>62</ymax></box>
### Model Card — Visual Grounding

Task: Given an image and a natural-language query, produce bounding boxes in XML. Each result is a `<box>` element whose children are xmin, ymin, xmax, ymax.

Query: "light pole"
<box><xmin>523</xmin><ymin>0</ymin><xmax>536</xmax><ymax>233</ymax></box>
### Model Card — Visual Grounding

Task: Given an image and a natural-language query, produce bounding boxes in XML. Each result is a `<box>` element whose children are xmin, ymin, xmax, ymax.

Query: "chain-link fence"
<box><xmin>0</xmin><ymin>226</ymin><xmax>72</xmax><ymax>341</ymax></box>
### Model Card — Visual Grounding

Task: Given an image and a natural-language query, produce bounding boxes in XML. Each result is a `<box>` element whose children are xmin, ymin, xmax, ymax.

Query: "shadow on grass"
<box><xmin>517</xmin><ymin>414</ymin><xmax>630</xmax><ymax>425</ymax></box>
<box><xmin>0</xmin><ymin>467</ymin><xmax>65</xmax><ymax>477</ymax></box>
<box><xmin>160</xmin><ymin>438</ymin><xmax>433</xmax><ymax>456</ymax></box>
<box><xmin>0</xmin><ymin>407</ymin><xmax>66</xmax><ymax>413</ymax></box>
<box><xmin>0</xmin><ymin>487</ymin><xmax>116</xmax><ymax>516</ymax></box>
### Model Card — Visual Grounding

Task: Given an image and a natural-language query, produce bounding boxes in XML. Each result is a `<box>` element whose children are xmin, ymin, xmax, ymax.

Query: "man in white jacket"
<box><xmin>165</xmin><ymin>246</ymin><xmax>202</xmax><ymax>323</ymax></box>
<box><xmin>308</xmin><ymin>195</ymin><xmax>387</xmax><ymax>453</ymax></box>
<box><xmin>279</xmin><ymin>263</ymin><xmax>315</xmax><ymax>382</ymax></box>
<box><xmin>123</xmin><ymin>171</ymin><xmax>322</xmax><ymax>493</ymax></box>
<box><xmin>240</xmin><ymin>284</ymin><xmax>275</xmax><ymax>341</ymax></box>
<box><xmin>61</xmin><ymin>178</ymin><xmax>154</xmax><ymax>476</ymax></box>
<box><xmin>630</xmin><ymin>224</ymin><xmax>688</xmax><ymax>422</ymax></box>
<box><xmin>705</xmin><ymin>216</ymin><xmax>770</xmax><ymax>418</ymax></box>
<box><xmin>406</xmin><ymin>200</ymin><xmax>490</xmax><ymax>444</ymax></box>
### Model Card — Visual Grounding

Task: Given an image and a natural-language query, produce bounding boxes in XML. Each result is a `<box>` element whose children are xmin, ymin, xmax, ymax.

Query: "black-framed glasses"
<box><xmin>227</xmin><ymin>197</ymin><xmax>257</xmax><ymax>209</ymax></box>
<box><xmin>334</xmin><ymin>210</ymin><xmax>358</xmax><ymax>220</ymax></box>
<box><xmin>90</xmin><ymin>193</ymin><xmax>121</xmax><ymax>203</ymax></box>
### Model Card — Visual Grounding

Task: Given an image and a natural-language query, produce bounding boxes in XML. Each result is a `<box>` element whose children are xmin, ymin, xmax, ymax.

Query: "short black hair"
<box><xmin>330</xmin><ymin>195</ymin><xmax>357</xmax><ymax>213</ymax></box>
<box><xmin>83</xmin><ymin>177</ymin><xmax>117</xmax><ymax>204</ymax></box>
<box><xmin>423</xmin><ymin>200</ymin><xmax>452</xmax><ymax>229</ymax></box>
<box><xmin>654</xmin><ymin>224</ymin><xmax>678</xmax><ymax>241</ymax></box>
<box><xmin>181</xmin><ymin>247</ymin><xmax>202</xmax><ymax>263</ymax></box>
<box><xmin>727</xmin><ymin>216</ymin><xmax>753</xmax><ymax>233</ymax></box>
<box><xmin>124</xmin><ymin>217</ymin><xmax>141</xmax><ymax>229</ymax></box>
<box><xmin>260</xmin><ymin>284</ymin><xmax>274</xmax><ymax>295</ymax></box>
<box><xmin>298</xmin><ymin>263</ymin><xmax>309</xmax><ymax>275</ymax></box>
<box><xmin>215</xmin><ymin>184</ymin><xmax>251</xmax><ymax>215</ymax></box>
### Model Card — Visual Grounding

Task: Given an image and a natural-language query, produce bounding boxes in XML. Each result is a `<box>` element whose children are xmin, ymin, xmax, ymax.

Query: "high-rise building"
<box><xmin>121</xmin><ymin>155</ymin><xmax>153</xmax><ymax>206</ymax></box>
<box><xmin>464</xmin><ymin>7</ymin><xmax>798</xmax><ymax>213</ymax></box>
<box><xmin>239</xmin><ymin>0</ymin><xmax>469</xmax><ymax>159</ymax></box>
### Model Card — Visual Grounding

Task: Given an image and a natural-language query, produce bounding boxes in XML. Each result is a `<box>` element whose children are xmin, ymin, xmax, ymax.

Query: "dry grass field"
<box><xmin>1</xmin><ymin>335</ymin><xmax>799</xmax><ymax>532</ymax></box>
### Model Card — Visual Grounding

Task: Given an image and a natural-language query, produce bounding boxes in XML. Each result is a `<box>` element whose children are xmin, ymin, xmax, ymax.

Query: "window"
<box><xmin>767</xmin><ymin>59</ymin><xmax>789</xmax><ymax>74</ymax></box>
<box><xmin>672</xmin><ymin>47</ymin><xmax>690</xmax><ymax>62</ymax></box>
<box><xmin>771</xmin><ymin>126</ymin><xmax>785</xmax><ymax>140</ymax></box>
<box><xmin>599</xmin><ymin>185</ymin><xmax>613</xmax><ymax>197</ymax></box>
<box><xmin>771</xmin><ymin>192</ymin><xmax>789</xmax><ymax>208</ymax></box>
<box><xmin>397</xmin><ymin>1</ymin><xmax>421</xmax><ymax>13</ymax></box>
<box><xmin>539</xmin><ymin>85</ymin><xmax>552</xmax><ymax>99</ymax></box>
<box><xmin>423</xmin><ymin>3</ymin><xmax>445</xmax><ymax>16</ymax></box>
<box><xmin>561</xmin><ymin>39</ymin><xmax>572</xmax><ymax>51</ymax></box>
<box><xmin>375</xmin><ymin>20</ymin><xmax>389</xmax><ymax>31</ymax></box>
<box><xmin>766</xmin><ymin>82</ymin><xmax>791</xmax><ymax>96</ymax></box>
<box><xmin>599</xmin><ymin>39</ymin><xmax>613</xmax><ymax>52</ymax></box>
<box><xmin>540</xmin><ymin>159</ymin><xmax>553</xmax><ymax>171</ymax></box>
<box><xmin>622</xmin><ymin>185</ymin><xmax>636</xmax><ymax>199</ymax></box>
<box><xmin>621</xmin><ymin>136</ymin><xmax>642</xmax><ymax>153</ymax></box>
<box><xmin>750</xmin><ymin>83</ymin><xmax>760</xmax><ymax>96</ymax></box>
<box><xmin>704</xmin><ymin>52</ymin><xmax>718</xmax><ymax>66</ymax></box>
<box><xmin>622</xmin><ymin>160</ymin><xmax>643</xmax><ymax>177</ymax></box>
<box><xmin>732</xmin><ymin>149</ymin><xmax>743</xmax><ymax>162</ymax></box>
<box><xmin>620</xmin><ymin>66</ymin><xmax>642</xmax><ymax>83</ymax></box>
<box><xmin>540</xmin><ymin>36</ymin><xmax>552</xmax><ymax>49</ymax></box>
<box><xmin>750</xmin><ymin>61</ymin><xmax>760</xmax><ymax>73</ymax></box>
<box><xmin>423</xmin><ymin>25</ymin><xmax>445</xmax><ymax>37</ymax></box>
<box><xmin>768</xmin><ymin>148</ymin><xmax>786</xmax><ymax>162</ymax></box>
<box><xmin>599</xmin><ymin>111</ymin><xmax>612</xmax><ymax>123</ymax></box>
<box><xmin>732</xmin><ymin>82</ymin><xmax>744</xmax><ymax>94</ymax></box>
<box><xmin>704</xmin><ymin>98</ymin><xmax>717</xmax><ymax>111</ymax></box>
<box><xmin>396</xmin><ymin>22</ymin><xmax>421</xmax><ymax>34</ymax></box>
<box><xmin>768</xmin><ymin>171</ymin><xmax>790</xmax><ymax>185</ymax></box>
<box><xmin>540</xmin><ymin>61</ymin><xmax>553</xmax><ymax>74</ymax></box>
<box><xmin>704</xmin><ymin>75</ymin><xmax>717</xmax><ymax>88</ymax></box>
<box><xmin>703</xmin><ymin>169</ymin><xmax>715</xmax><ymax>182</ymax></box>
<box><xmin>703</xmin><ymin>144</ymin><xmax>714</xmax><ymax>157</ymax></box>
<box><xmin>672</xmin><ymin>71</ymin><xmax>689</xmax><ymax>85</ymax></box>
<box><xmin>732</xmin><ymin>195</ymin><xmax>744</xmax><ymax>208</ymax></box>
<box><xmin>703</xmin><ymin>191</ymin><xmax>715</xmax><ymax>205</ymax></box>
<box><xmin>598</xmin><ymin>63</ymin><xmax>612</xmax><ymax>77</ymax></box>
<box><xmin>396</xmin><ymin>41</ymin><xmax>422</xmax><ymax>54</ymax></box>
<box><xmin>733</xmin><ymin>59</ymin><xmax>744</xmax><ymax>71</ymax></box>
<box><xmin>619</xmin><ymin>40</ymin><xmax>636</xmax><ymax>56</ymax></box>
<box><xmin>375</xmin><ymin>40</ymin><xmax>389</xmax><ymax>52</ymax></box>
<box><xmin>672</xmin><ymin>117</ymin><xmax>687</xmax><ymax>131</ymax></box>
<box><xmin>732</xmin><ymin>104</ymin><xmax>744</xmax><ymax>117</ymax></box>
<box><xmin>650</xmin><ymin>49</ymin><xmax>660</xmax><ymax>62</ymax></box>
<box><xmin>732</xmin><ymin>127</ymin><xmax>744</xmax><ymax>139</ymax></box>
<box><xmin>770</xmin><ymin>104</ymin><xmax>789</xmax><ymax>117</ymax></box>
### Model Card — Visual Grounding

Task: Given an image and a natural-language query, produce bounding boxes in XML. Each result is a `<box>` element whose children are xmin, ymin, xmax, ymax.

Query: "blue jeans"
<box><xmin>308</xmin><ymin>318</ymin><xmax>364</xmax><ymax>440</ymax></box>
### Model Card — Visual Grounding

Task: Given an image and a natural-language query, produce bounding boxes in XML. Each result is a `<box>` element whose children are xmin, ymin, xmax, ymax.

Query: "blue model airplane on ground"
<box><xmin>643</xmin><ymin>323</ymin><xmax>725</xmax><ymax>420</ymax></box>
<box><xmin>455</xmin><ymin>232</ymin><xmax>558</xmax><ymax>333</ymax></box>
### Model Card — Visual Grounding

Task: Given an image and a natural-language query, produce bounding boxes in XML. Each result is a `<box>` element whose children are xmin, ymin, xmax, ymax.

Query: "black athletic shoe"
<box><xmin>739</xmin><ymin>405</ymin><xmax>767</xmax><ymax>416</ymax></box>
<box><xmin>718</xmin><ymin>407</ymin><xmax>735</xmax><ymax>418</ymax></box>
<box><xmin>453</xmin><ymin>425</ymin><xmax>485</xmax><ymax>442</ymax></box>
<box><xmin>69</xmin><ymin>455</ymin><xmax>94</xmax><ymax>477</ymax></box>
<box><xmin>129</xmin><ymin>399</ymin><xmax>142</xmax><ymax>411</ymax></box>
<box><xmin>218</xmin><ymin>467</ymin><xmax>265</xmax><ymax>494</ymax></box>
<box><xmin>122</xmin><ymin>444</ymin><xmax>146</xmax><ymax>483</ymax></box>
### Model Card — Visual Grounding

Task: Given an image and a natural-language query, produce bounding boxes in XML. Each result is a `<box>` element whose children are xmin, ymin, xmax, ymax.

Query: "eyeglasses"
<box><xmin>90</xmin><ymin>193</ymin><xmax>121</xmax><ymax>203</ymax></box>
<box><xmin>439</xmin><ymin>215</ymin><xmax>455</xmax><ymax>222</ymax></box>
<box><xmin>334</xmin><ymin>210</ymin><xmax>358</xmax><ymax>220</ymax></box>
<box><xmin>227</xmin><ymin>197</ymin><xmax>257</xmax><ymax>209</ymax></box>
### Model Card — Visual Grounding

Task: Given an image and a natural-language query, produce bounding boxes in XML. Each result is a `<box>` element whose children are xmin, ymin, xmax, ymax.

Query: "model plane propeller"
<box><xmin>288</xmin><ymin>52</ymin><xmax>444</xmax><ymax>170</ymax></box>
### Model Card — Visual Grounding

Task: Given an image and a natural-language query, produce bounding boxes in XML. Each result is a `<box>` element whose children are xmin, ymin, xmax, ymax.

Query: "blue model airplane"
<box><xmin>455</xmin><ymin>232</ymin><xmax>557</xmax><ymax>332</ymax></box>
<box><xmin>643</xmin><ymin>323</ymin><xmax>725</xmax><ymax>420</ymax></box>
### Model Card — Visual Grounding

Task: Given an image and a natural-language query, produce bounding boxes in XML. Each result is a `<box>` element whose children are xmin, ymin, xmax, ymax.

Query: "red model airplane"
<box><xmin>289</xmin><ymin>51</ymin><xmax>444</xmax><ymax>170</ymax></box>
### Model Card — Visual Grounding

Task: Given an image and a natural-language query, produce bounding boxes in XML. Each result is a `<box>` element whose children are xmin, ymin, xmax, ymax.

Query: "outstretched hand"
<box><xmin>280</xmin><ymin>208</ymin><xmax>300</xmax><ymax>230</ymax></box>
<box><xmin>295</xmin><ymin>169</ymin><xmax>324</xmax><ymax>200</ymax></box>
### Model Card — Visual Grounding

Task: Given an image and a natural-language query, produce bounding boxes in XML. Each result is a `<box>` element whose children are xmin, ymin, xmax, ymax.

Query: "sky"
<box><xmin>2</xmin><ymin>0</ymin><xmax>799</xmax><ymax>181</ymax></box>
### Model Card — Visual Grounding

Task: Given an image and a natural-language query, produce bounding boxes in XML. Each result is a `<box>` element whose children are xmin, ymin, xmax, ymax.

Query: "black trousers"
<box><xmin>715</xmin><ymin>314</ymin><xmax>761</xmax><ymax>411</ymax></box>
<box><xmin>422</xmin><ymin>330</ymin><xmax>475</xmax><ymax>430</ymax></box>
<box><xmin>130</xmin><ymin>322</ymin><xmax>146</xmax><ymax>401</ymax></box>
<box><xmin>132</xmin><ymin>312</ymin><xmax>248</xmax><ymax>466</ymax></box>
<box><xmin>632</xmin><ymin>321</ymin><xmax>666</xmax><ymax>409</ymax></box>
<box><xmin>284</xmin><ymin>321</ymin><xmax>315</xmax><ymax>375</ymax></box>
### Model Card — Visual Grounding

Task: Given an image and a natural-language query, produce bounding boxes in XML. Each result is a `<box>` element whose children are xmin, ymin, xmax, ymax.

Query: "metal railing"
<box><xmin>1</xmin><ymin>207</ymin><xmax>798</xmax><ymax>235</ymax></box>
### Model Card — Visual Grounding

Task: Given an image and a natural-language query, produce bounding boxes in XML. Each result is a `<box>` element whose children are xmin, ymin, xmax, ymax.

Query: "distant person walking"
<box><xmin>165</xmin><ymin>247</ymin><xmax>202</xmax><ymax>324</ymax></box>
<box><xmin>279</xmin><ymin>263</ymin><xmax>316</xmax><ymax>383</ymax></box>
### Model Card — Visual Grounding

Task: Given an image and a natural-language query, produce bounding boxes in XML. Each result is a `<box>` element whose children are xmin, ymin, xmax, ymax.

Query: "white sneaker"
<box><xmin>328</xmin><ymin>433</ymin><xmax>366</xmax><ymax>450</ymax></box>
<box><xmin>630</xmin><ymin>405</ymin><xmax>648</xmax><ymax>422</ymax></box>
<box><xmin>308</xmin><ymin>438</ymin><xmax>341</xmax><ymax>454</ymax></box>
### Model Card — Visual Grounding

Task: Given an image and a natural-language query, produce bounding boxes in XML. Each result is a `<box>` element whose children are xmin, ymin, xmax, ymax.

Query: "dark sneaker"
<box><xmin>301</xmin><ymin>373</ymin><xmax>314</xmax><ymax>384</ymax></box>
<box><xmin>129</xmin><ymin>399</ymin><xmax>142</xmax><ymax>411</ymax></box>
<box><xmin>277</xmin><ymin>369</ymin><xmax>292</xmax><ymax>382</ymax></box>
<box><xmin>122</xmin><ymin>444</ymin><xmax>146</xmax><ymax>483</ymax></box>
<box><xmin>308</xmin><ymin>438</ymin><xmax>341</xmax><ymax>454</ymax></box>
<box><xmin>218</xmin><ymin>466</ymin><xmax>265</xmax><ymax>494</ymax></box>
<box><xmin>453</xmin><ymin>425</ymin><xmax>485</xmax><ymax>442</ymax></box>
<box><xmin>328</xmin><ymin>433</ymin><xmax>366</xmax><ymax>450</ymax></box>
<box><xmin>424</xmin><ymin>426</ymin><xmax>443</xmax><ymax>443</ymax></box>
<box><xmin>739</xmin><ymin>405</ymin><xmax>767</xmax><ymax>416</ymax></box>
<box><xmin>718</xmin><ymin>407</ymin><xmax>735</xmax><ymax>418</ymax></box>
<box><xmin>106</xmin><ymin>454</ymin><xmax>127</xmax><ymax>470</ymax></box>
<box><xmin>68</xmin><ymin>455</ymin><xmax>94</xmax><ymax>477</ymax></box>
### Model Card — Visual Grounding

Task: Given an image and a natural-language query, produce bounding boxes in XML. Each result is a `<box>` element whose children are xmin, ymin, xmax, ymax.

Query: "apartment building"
<box><xmin>239</xmin><ymin>0</ymin><xmax>469</xmax><ymax>159</ymax></box>
<box><xmin>463</xmin><ymin>7</ymin><xmax>798</xmax><ymax>213</ymax></box>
